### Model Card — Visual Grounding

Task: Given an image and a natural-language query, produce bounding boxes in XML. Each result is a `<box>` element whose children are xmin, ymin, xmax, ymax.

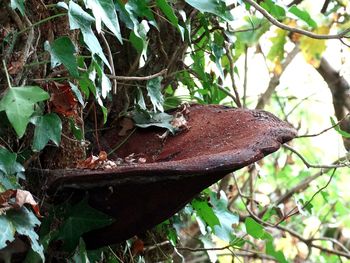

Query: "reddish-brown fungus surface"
<box><xmin>39</xmin><ymin>104</ymin><xmax>296</xmax><ymax>248</ymax></box>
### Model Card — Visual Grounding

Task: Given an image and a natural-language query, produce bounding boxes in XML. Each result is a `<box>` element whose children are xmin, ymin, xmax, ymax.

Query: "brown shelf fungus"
<box><xmin>38</xmin><ymin>104</ymin><xmax>297</xmax><ymax>249</ymax></box>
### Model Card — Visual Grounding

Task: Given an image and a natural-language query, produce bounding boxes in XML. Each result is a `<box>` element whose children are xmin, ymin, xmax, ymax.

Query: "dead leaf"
<box><xmin>0</xmin><ymin>189</ymin><xmax>16</xmax><ymax>206</ymax></box>
<box><xmin>46</xmin><ymin>82</ymin><xmax>78</xmax><ymax>117</ymax></box>
<box><xmin>15</xmin><ymin>190</ymin><xmax>42</xmax><ymax>217</ymax></box>
<box><xmin>0</xmin><ymin>189</ymin><xmax>41</xmax><ymax>217</ymax></box>
<box><xmin>131</xmin><ymin>238</ymin><xmax>144</xmax><ymax>256</ymax></box>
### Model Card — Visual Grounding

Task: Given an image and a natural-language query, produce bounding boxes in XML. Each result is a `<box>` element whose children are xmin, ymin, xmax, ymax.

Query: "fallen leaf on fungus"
<box><xmin>0</xmin><ymin>189</ymin><xmax>41</xmax><ymax>217</ymax></box>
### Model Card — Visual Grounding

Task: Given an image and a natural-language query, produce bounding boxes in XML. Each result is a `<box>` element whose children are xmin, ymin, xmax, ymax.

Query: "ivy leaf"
<box><xmin>0</xmin><ymin>216</ymin><xmax>15</xmax><ymax>249</ymax></box>
<box><xmin>210</xmin><ymin>191</ymin><xmax>239</xmax><ymax>242</ymax></box>
<box><xmin>0</xmin><ymin>86</ymin><xmax>50</xmax><ymax>138</ymax></box>
<box><xmin>330</xmin><ymin>116</ymin><xmax>350</xmax><ymax>138</ymax></box>
<box><xmin>85</xmin><ymin>0</ymin><xmax>122</xmax><ymax>43</ymax></box>
<box><xmin>156</xmin><ymin>0</ymin><xmax>184</xmax><ymax>40</ymax></box>
<box><xmin>0</xmin><ymin>147</ymin><xmax>24</xmax><ymax>179</ymax></box>
<box><xmin>31</xmin><ymin>113</ymin><xmax>62</xmax><ymax>152</ymax></box>
<box><xmin>191</xmin><ymin>198</ymin><xmax>220</xmax><ymax>230</ymax></box>
<box><xmin>45</xmin><ymin>37</ymin><xmax>79</xmax><ymax>78</ymax></box>
<box><xmin>146</xmin><ymin>77</ymin><xmax>164</xmax><ymax>112</ymax></box>
<box><xmin>69</xmin><ymin>82</ymin><xmax>84</xmax><ymax>106</ymax></box>
<box><xmin>57</xmin><ymin>199</ymin><xmax>114</xmax><ymax>251</ymax></box>
<box><xmin>185</xmin><ymin>0</ymin><xmax>233</xmax><ymax>21</ymax></box>
<box><xmin>5</xmin><ymin>207</ymin><xmax>44</xmax><ymax>261</ymax></box>
<box><xmin>10</xmin><ymin>0</ymin><xmax>25</xmax><ymax>15</ymax></box>
<box><xmin>133</xmin><ymin>110</ymin><xmax>175</xmax><ymax>134</ymax></box>
<box><xmin>68</xmin><ymin>1</ymin><xmax>111</xmax><ymax>69</ymax></box>
<box><xmin>289</xmin><ymin>5</ymin><xmax>317</xmax><ymax>29</ymax></box>
<box><xmin>93</xmin><ymin>59</ymin><xmax>111</xmax><ymax>99</ymax></box>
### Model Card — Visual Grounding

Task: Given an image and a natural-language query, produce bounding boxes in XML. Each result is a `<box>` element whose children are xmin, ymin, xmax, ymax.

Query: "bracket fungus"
<box><xmin>40</xmin><ymin>104</ymin><xmax>297</xmax><ymax>249</ymax></box>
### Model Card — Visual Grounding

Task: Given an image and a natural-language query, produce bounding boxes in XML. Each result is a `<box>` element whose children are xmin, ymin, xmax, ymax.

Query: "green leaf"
<box><xmin>0</xmin><ymin>86</ymin><xmax>50</xmax><ymax>138</ymax></box>
<box><xmin>330</xmin><ymin>116</ymin><xmax>350</xmax><ymax>138</ymax></box>
<box><xmin>133</xmin><ymin>110</ymin><xmax>175</xmax><ymax>133</ymax></box>
<box><xmin>5</xmin><ymin>207</ymin><xmax>44</xmax><ymax>261</ymax></box>
<box><xmin>266</xmin><ymin>239</ymin><xmax>288</xmax><ymax>263</ymax></box>
<box><xmin>69</xmin><ymin>82</ymin><xmax>84</xmax><ymax>106</ymax></box>
<box><xmin>0</xmin><ymin>147</ymin><xmax>25</xmax><ymax>178</ymax></box>
<box><xmin>156</xmin><ymin>0</ymin><xmax>184</xmax><ymax>40</ymax></box>
<box><xmin>289</xmin><ymin>5</ymin><xmax>317</xmax><ymax>29</ymax></box>
<box><xmin>45</xmin><ymin>37</ymin><xmax>79</xmax><ymax>77</ymax></box>
<box><xmin>235</xmin><ymin>17</ymin><xmax>270</xmax><ymax>46</ymax></box>
<box><xmin>31</xmin><ymin>113</ymin><xmax>62</xmax><ymax>152</ymax></box>
<box><xmin>261</xmin><ymin>0</ymin><xmax>286</xmax><ymax>20</ymax></box>
<box><xmin>85</xmin><ymin>0</ymin><xmax>122</xmax><ymax>43</ymax></box>
<box><xmin>185</xmin><ymin>0</ymin><xmax>233</xmax><ymax>21</ymax></box>
<box><xmin>57</xmin><ymin>199</ymin><xmax>114</xmax><ymax>251</ymax></box>
<box><xmin>267</xmin><ymin>28</ymin><xmax>287</xmax><ymax>62</ymax></box>
<box><xmin>93</xmin><ymin>59</ymin><xmax>111</xmax><ymax>99</ymax></box>
<box><xmin>146</xmin><ymin>77</ymin><xmax>164</xmax><ymax>112</ymax></box>
<box><xmin>210</xmin><ymin>192</ymin><xmax>239</xmax><ymax>242</ymax></box>
<box><xmin>10</xmin><ymin>0</ymin><xmax>25</xmax><ymax>15</ymax></box>
<box><xmin>192</xmin><ymin>198</ymin><xmax>220</xmax><ymax>230</ymax></box>
<box><xmin>69</xmin><ymin>118</ymin><xmax>83</xmax><ymax>141</ymax></box>
<box><xmin>245</xmin><ymin>217</ymin><xmax>266</xmax><ymax>239</ymax></box>
<box><xmin>68</xmin><ymin>1</ymin><xmax>111</xmax><ymax>69</ymax></box>
<box><xmin>0</xmin><ymin>216</ymin><xmax>15</xmax><ymax>249</ymax></box>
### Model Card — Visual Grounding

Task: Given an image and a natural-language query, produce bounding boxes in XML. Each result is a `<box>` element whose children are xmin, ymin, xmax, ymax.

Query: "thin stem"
<box><xmin>18</xmin><ymin>13</ymin><xmax>67</xmax><ymax>35</ymax></box>
<box><xmin>242</xmin><ymin>0</ymin><xmax>350</xmax><ymax>40</ymax></box>
<box><xmin>283</xmin><ymin>144</ymin><xmax>349</xmax><ymax>169</ymax></box>
<box><xmin>2</xmin><ymin>60</ymin><xmax>12</xmax><ymax>89</ymax></box>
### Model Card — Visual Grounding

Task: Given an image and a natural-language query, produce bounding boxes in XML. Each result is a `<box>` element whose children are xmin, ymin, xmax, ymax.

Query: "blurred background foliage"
<box><xmin>0</xmin><ymin>0</ymin><xmax>350</xmax><ymax>262</ymax></box>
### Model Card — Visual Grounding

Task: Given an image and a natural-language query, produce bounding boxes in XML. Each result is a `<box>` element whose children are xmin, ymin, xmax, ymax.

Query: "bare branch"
<box><xmin>283</xmin><ymin>144</ymin><xmax>349</xmax><ymax>169</ymax></box>
<box><xmin>242</xmin><ymin>0</ymin><xmax>350</xmax><ymax>40</ymax></box>
<box><xmin>296</xmin><ymin>113</ymin><xmax>350</xmax><ymax>138</ymax></box>
<box><xmin>256</xmin><ymin>46</ymin><xmax>299</xmax><ymax>109</ymax></box>
<box><xmin>106</xmin><ymin>68</ymin><xmax>168</xmax><ymax>81</ymax></box>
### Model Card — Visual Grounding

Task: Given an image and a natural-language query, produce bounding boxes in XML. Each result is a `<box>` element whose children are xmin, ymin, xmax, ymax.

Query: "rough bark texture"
<box><xmin>316</xmin><ymin>57</ymin><xmax>350</xmax><ymax>151</ymax></box>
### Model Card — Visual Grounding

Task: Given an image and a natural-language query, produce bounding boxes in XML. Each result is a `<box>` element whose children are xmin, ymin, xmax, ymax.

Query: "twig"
<box><xmin>233</xmin><ymin>173</ymin><xmax>350</xmax><ymax>259</ymax></box>
<box><xmin>243</xmin><ymin>45</ymin><xmax>248</xmax><ymax>108</ymax></box>
<box><xmin>275</xmin><ymin>156</ymin><xmax>347</xmax><ymax>205</ymax></box>
<box><xmin>296</xmin><ymin>113</ymin><xmax>350</xmax><ymax>138</ymax></box>
<box><xmin>224</xmin><ymin>43</ymin><xmax>242</xmax><ymax>108</ymax></box>
<box><xmin>80</xmin><ymin>68</ymin><xmax>168</xmax><ymax>81</ymax></box>
<box><xmin>100</xmin><ymin>32</ymin><xmax>117</xmax><ymax>94</ymax></box>
<box><xmin>217</xmin><ymin>85</ymin><xmax>239</xmax><ymax>103</ymax></box>
<box><xmin>242</xmin><ymin>0</ymin><xmax>350</xmax><ymax>40</ymax></box>
<box><xmin>277</xmin><ymin>169</ymin><xmax>337</xmax><ymax>223</ymax></box>
<box><xmin>283</xmin><ymin>144</ymin><xmax>349</xmax><ymax>169</ymax></box>
<box><xmin>256</xmin><ymin>46</ymin><xmax>299</xmax><ymax>109</ymax></box>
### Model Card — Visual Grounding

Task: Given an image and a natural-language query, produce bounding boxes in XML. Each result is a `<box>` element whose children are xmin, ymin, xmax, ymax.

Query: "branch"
<box><xmin>283</xmin><ymin>144</ymin><xmax>349</xmax><ymax>169</ymax></box>
<box><xmin>296</xmin><ymin>113</ymin><xmax>350</xmax><ymax>138</ymax></box>
<box><xmin>106</xmin><ymin>68</ymin><xmax>168</xmax><ymax>81</ymax></box>
<box><xmin>256</xmin><ymin>46</ymin><xmax>299</xmax><ymax>109</ymax></box>
<box><xmin>224</xmin><ymin>43</ymin><xmax>242</xmax><ymax>108</ymax></box>
<box><xmin>233</xmin><ymin>174</ymin><xmax>350</xmax><ymax>259</ymax></box>
<box><xmin>242</xmin><ymin>0</ymin><xmax>350</xmax><ymax>40</ymax></box>
<box><xmin>275</xmin><ymin>156</ymin><xmax>347</xmax><ymax>205</ymax></box>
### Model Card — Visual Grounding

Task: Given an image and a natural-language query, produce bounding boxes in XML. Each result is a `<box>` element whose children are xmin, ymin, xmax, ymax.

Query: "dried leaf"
<box><xmin>0</xmin><ymin>189</ymin><xmax>16</xmax><ymax>206</ymax></box>
<box><xmin>0</xmin><ymin>190</ymin><xmax>41</xmax><ymax>217</ymax></box>
<box><xmin>15</xmin><ymin>190</ymin><xmax>41</xmax><ymax>218</ymax></box>
<box><xmin>47</xmin><ymin>82</ymin><xmax>78</xmax><ymax>117</ymax></box>
<box><xmin>131</xmin><ymin>238</ymin><xmax>144</xmax><ymax>255</ymax></box>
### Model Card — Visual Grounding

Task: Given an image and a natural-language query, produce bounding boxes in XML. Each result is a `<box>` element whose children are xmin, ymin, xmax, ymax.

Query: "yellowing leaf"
<box><xmin>299</xmin><ymin>26</ymin><xmax>329</xmax><ymax>67</ymax></box>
